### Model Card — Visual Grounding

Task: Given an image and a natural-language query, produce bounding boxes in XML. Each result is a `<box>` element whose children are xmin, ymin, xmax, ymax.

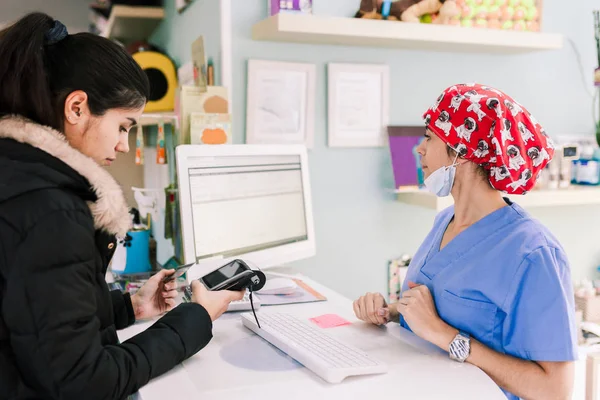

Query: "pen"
<box><xmin>207</xmin><ymin>59</ymin><xmax>214</xmax><ymax>86</ymax></box>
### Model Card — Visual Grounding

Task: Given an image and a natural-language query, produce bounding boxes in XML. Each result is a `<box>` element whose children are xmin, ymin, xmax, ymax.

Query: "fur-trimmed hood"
<box><xmin>0</xmin><ymin>116</ymin><xmax>131</xmax><ymax>236</ymax></box>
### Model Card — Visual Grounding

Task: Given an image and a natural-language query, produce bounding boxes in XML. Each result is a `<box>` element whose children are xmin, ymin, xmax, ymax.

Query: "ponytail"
<box><xmin>0</xmin><ymin>13</ymin><xmax>57</xmax><ymax>128</ymax></box>
<box><xmin>0</xmin><ymin>12</ymin><xmax>149</xmax><ymax>131</ymax></box>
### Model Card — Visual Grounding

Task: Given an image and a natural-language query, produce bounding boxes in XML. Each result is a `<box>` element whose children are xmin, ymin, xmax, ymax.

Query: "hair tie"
<box><xmin>44</xmin><ymin>20</ymin><xmax>68</xmax><ymax>45</ymax></box>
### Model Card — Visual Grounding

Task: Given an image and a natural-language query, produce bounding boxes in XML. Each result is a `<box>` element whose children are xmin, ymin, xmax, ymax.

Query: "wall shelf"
<box><xmin>101</xmin><ymin>5</ymin><xmax>165</xmax><ymax>43</ymax></box>
<box><xmin>140</xmin><ymin>112</ymin><xmax>177</xmax><ymax>127</ymax></box>
<box><xmin>252</xmin><ymin>14</ymin><xmax>563</xmax><ymax>54</ymax></box>
<box><xmin>396</xmin><ymin>186</ymin><xmax>600</xmax><ymax>211</ymax></box>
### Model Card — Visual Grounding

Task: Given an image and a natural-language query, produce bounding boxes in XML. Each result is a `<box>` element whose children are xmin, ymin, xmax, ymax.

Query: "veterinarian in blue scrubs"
<box><xmin>353</xmin><ymin>84</ymin><xmax>577</xmax><ymax>400</ymax></box>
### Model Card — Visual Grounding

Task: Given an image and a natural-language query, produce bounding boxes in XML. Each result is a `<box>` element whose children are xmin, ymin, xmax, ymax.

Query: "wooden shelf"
<box><xmin>139</xmin><ymin>112</ymin><xmax>177</xmax><ymax>127</ymax></box>
<box><xmin>252</xmin><ymin>14</ymin><xmax>563</xmax><ymax>54</ymax></box>
<box><xmin>396</xmin><ymin>186</ymin><xmax>600</xmax><ymax>211</ymax></box>
<box><xmin>101</xmin><ymin>5</ymin><xmax>164</xmax><ymax>43</ymax></box>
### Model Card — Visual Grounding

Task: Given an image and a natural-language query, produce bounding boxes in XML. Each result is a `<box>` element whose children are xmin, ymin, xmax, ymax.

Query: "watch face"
<box><xmin>449</xmin><ymin>336</ymin><xmax>470</xmax><ymax>361</ymax></box>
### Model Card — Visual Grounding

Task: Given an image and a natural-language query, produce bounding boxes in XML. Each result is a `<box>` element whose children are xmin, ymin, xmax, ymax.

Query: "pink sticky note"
<box><xmin>309</xmin><ymin>314</ymin><xmax>352</xmax><ymax>329</ymax></box>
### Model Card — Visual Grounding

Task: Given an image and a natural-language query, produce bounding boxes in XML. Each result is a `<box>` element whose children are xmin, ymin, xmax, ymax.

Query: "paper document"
<box><xmin>254</xmin><ymin>69</ymin><xmax>306</xmax><ymax>136</ymax></box>
<box><xmin>333</xmin><ymin>71</ymin><xmax>382</xmax><ymax>137</ymax></box>
<box><xmin>259</xmin><ymin>279</ymin><xmax>326</xmax><ymax>306</ymax></box>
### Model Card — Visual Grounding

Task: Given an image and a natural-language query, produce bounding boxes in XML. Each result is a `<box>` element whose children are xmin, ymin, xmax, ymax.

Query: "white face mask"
<box><xmin>423</xmin><ymin>153</ymin><xmax>459</xmax><ymax>197</ymax></box>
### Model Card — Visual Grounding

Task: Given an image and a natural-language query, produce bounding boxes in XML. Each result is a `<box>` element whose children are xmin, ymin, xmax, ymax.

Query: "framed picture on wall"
<box><xmin>246</xmin><ymin>59</ymin><xmax>316</xmax><ymax>148</ymax></box>
<box><xmin>327</xmin><ymin>63</ymin><xmax>390</xmax><ymax>148</ymax></box>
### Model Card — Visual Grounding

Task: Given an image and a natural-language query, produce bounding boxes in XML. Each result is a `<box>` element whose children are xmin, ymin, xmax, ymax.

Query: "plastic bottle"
<box><xmin>572</xmin><ymin>145</ymin><xmax>600</xmax><ymax>186</ymax></box>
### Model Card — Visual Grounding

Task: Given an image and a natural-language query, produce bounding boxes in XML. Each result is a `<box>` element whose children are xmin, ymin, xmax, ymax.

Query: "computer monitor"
<box><xmin>176</xmin><ymin>144</ymin><xmax>316</xmax><ymax>275</ymax></box>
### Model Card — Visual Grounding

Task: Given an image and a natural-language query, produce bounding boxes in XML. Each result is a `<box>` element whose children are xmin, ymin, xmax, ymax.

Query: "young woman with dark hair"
<box><xmin>0</xmin><ymin>13</ymin><xmax>243</xmax><ymax>399</ymax></box>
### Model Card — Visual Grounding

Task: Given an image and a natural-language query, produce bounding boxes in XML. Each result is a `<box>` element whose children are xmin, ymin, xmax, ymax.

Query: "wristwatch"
<box><xmin>449</xmin><ymin>331</ymin><xmax>471</xmax><ymax>362</ymax></box>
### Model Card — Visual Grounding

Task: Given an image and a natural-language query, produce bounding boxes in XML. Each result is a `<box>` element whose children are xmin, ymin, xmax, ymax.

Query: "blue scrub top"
<box><xmin>400</xmin><ymin>200</ymin><xmax>578</xmax><ymax>400</ymax></box>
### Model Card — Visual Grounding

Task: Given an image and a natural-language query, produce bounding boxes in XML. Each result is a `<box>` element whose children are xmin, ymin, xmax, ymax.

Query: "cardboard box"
<box><xmin>268</xmin><ymin>0</ymin><xmax>312</xmax><ymax>16</ymax></box>
<box><xmin>190</xmin><ymin>113</ymin><xmax>232</xmax><ymax>145</ymax></box>
<box><xmin>387</xmin><ymin>126</ymin><xmax>424</xmax><ymax>189</ymax></box>
<box><xmin>176</xmin><ymin>85</ymin><xmax>229</xmax><ymax>145</ymax></box>
<box><xmin>576</xmin><ymin>294</ymin><xmax>600</xmax><ymax>323</ymax></box>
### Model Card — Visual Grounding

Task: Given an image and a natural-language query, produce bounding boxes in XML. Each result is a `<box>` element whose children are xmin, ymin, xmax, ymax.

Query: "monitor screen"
<box><xmin>185</xmin><ymin>154</ymin><xmax>309</xmax><ymax>263</ymax></box>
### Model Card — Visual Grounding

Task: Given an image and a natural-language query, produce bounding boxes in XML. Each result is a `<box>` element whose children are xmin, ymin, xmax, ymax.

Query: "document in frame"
<box><xmin>328</xmin><ymin>63</ymin><xmax>389</xmax><ymax>148</ymax></box>
<box><xmin>253</xmin><ymin>69</ymin><xmax>307</xmax><ymax>142</ymax></box>
<box><xmin>334</xmin><ymin>71</ymin><xmax>382</xmax><ymax>139</ymax></box>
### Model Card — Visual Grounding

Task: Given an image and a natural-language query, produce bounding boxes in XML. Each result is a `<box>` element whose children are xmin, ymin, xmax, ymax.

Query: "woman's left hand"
<box><xmin>397</xmin><ymin>281</ymin><xmax>452</xmax><ymax>344</ymax></box>
<box><xmin>130</xmin><ymin>269</ymin><xmax>178</xmax><ymax>321</ymax></box>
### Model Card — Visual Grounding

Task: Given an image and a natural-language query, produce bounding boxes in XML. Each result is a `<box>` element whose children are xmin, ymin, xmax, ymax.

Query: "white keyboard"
<box><xmin>227</xmin><ymin>291</ymin><xmax>261</xmax><ymax>312</ymax></box>
<box><xmin>241</xmin><ymin>312</ymin><xmax>387</xmax><ymax>383</ymax></box>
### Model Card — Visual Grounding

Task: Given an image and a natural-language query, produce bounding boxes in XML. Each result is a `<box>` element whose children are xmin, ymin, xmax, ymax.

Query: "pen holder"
<box><xmin>122</xmin><ymin>229</ymin><xmax>153</xmax><ymax>274</ymax></box>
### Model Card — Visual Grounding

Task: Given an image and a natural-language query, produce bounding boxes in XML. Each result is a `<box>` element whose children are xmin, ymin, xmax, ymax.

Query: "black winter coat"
<box><xmin>0</xmin><ymin>117</ymin><xmax>213</xmax><ymax>399</ymax></box>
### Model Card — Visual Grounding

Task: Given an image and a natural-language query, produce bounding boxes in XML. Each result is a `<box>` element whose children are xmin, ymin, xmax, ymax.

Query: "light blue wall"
<box><xmin>151</xmin><ymin>0</ymin><xmax>221</xmax><ymax>85</ymax></box>
<box><xmin>154</xmin><ymin>0</ymin><xmax>600</xmax><ymax>300</ymax></box>
<box><xmin>230</xmin><ymin>0</ymin><xmax>600</xmax><ymax>300</ymax></box>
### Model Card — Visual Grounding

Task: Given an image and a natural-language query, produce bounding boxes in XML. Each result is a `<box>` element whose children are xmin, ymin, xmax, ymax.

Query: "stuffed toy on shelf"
<box><xmin>355</xmin><ymin>0</ymin><xmax>459</xmax><ymax>25</ymax></box>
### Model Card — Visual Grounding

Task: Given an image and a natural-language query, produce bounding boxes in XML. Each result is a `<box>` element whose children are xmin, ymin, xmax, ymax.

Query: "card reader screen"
<box><xmin>202</xmin><ymin>261</ymin><xmax>248</xmax><ymax>288</ymax></box>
